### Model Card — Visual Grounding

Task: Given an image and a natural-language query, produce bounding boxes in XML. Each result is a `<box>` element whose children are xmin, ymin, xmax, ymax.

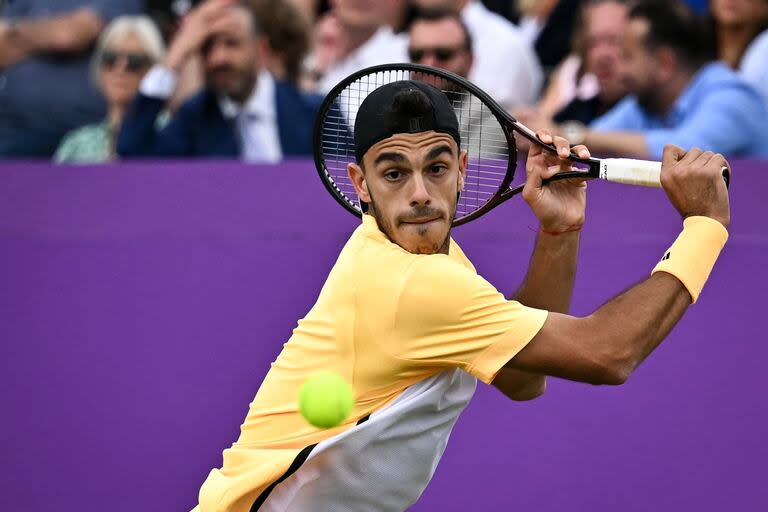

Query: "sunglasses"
<box><xmin>408</xmin><ymin>46</ymin><xmax>466</xmax><ymax>63</ymax></box>
<box><xmin>100</xmin><ymin>50</ymin><xmax>152</xmax><ymax>72</ymax></box>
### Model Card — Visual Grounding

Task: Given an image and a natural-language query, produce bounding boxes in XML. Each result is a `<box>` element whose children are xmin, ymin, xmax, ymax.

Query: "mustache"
<box><xmin>398</xmin><ymin>206</ymin><xmax>445</xmax><ymax>223</ymax></box>
<box><xmin>209</xmin><ymin>65</ymin><xmax>237</xmax><ymax>76</ymax></box>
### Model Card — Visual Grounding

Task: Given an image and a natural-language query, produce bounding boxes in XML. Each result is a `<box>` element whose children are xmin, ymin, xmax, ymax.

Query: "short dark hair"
<box><xmin>628</xmin><ymin>0</ymin><xmax>713</xmax><ymax>69</ymax></box>
<box><xmin>409</xmin><ymin>8</ymin><xmax>473</xmax><ymax>55</ymax></box>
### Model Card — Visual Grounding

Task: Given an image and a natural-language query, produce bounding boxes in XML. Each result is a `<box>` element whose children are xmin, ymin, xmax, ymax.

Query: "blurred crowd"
<box><xmin>0</xmin><ymin>0</ymin><xmax>766</xmax><ymax>163</ymax></box>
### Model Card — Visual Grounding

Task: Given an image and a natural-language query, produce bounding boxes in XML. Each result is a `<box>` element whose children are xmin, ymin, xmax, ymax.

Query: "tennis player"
<box><xmin>192</xmin><ymin>81</ymin><xmax>730</xmax><ymax>511</ymax></box>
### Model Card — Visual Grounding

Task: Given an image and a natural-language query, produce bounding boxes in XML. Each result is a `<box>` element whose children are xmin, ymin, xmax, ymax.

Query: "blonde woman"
<box><xmin>55</xmin><ymin>16</ymin><xmax>165</xmax><ymax>163</ymax></box>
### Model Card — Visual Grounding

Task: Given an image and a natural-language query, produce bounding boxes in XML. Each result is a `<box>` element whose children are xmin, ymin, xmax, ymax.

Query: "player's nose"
<box><xmin>409</xmin><ymin>173</ymin><xmax>431</xmax><ymax>206</ymax></box>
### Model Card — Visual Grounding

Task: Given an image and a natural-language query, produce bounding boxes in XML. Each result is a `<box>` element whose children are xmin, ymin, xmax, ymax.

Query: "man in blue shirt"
<box><xmin>567</xmin><ymin>0</ymin><xmax>768</xmax><ymax>159</ymax></box>
<box><xmin>0</xmin><ymin>0</ymin><xmax>142</xmax><ymax>157</ymax></box>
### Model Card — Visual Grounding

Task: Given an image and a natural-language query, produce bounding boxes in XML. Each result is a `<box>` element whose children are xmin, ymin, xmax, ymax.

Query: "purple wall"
<box><xmin>1</xmin><ymin>160</ymin><xmax>766</xmax><ymax>511</ymax></box>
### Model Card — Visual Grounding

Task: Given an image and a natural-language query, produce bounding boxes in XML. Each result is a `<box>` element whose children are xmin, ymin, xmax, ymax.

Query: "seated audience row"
<box><xmin>4</xmin><ymin>0</ymin><xmax>767</xmax><ymax>162</ymax></box>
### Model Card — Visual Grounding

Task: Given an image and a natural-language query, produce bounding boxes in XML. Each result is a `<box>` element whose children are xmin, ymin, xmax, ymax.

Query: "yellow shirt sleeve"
<box><xmin>392</xmin><ymin>255</ymin><xmax>548</xmax><ymax>384</ymax></box>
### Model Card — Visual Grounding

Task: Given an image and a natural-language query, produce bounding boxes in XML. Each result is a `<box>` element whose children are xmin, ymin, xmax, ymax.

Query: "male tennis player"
<box><xmin>192</xmin><ymin>81</ymin><xmax>730</xmax><ymax>511</ymax></box>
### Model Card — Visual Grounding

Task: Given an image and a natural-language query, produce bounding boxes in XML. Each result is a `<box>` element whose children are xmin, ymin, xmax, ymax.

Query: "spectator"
<box><xmin>517</xmin><ymin>0</ymin><xmax>629</xmax><ymax>135</ymax></box>
<box><xmin>578</xmin><ymin>0</ymin><xmax>768</xmax><ymax>159</ymax></box>
<box><xmin>251</xmin><ymin>0</ymin><xmax>312</xmax><ymax>85</ymax></box>
<box><xmin>117</xmin><ymin>0</ymin><xmax>321</xmax><ymax>161</ymax></box>
<box><xmin>55</xmin><ymin>16</ymin><xmax>165</xmax><ymax>164</ymax></box>
<box><xmin>313</xmin><ymin>0</ymin><xmax>408</xmax><ymax>94</ymax></box>
<box><xmin>407</xmin><ymin>9</ymin><xmax>506</xmax><ymax>158</ymax></box>
<box><xmin>407</xmin><ymin>9</ymin><xmax>472</xmax><ymax>79</ymax></box>
<box><xmin>0</xmin><ymin>0</ymin><xmax>142</xmax><ymax>157</ymax></box>
<box><xmin>304</xmin><ymin>12</ymin><xmax>347</xmax><ymax>91</ymax></box>
<box><xmin>413</xmin><ymin>0</ymin><xmax>543</xmax><ymax>108</ymax></box>
<box><xmin>709</xmin><ymin>0</ymin><xmax>768</xmax><ymax>105</ymax></box>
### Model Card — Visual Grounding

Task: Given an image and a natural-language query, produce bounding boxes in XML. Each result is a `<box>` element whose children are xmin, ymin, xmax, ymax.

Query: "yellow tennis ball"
<box><xmin>299</xmin><ymin>372</ymin><xmax>354</xmax><ymax>429</ymax></box>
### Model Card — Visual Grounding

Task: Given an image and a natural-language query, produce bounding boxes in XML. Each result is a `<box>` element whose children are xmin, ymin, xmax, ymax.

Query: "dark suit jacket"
<box><xmin>117</xmin><ymin>80</ymin><xmax>322</xmax><ymax>158</ymax></box>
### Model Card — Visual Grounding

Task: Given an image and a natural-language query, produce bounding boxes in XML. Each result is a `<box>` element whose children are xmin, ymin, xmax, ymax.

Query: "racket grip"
<box><xmin>598</xmin><ymin>158</ymin><xmax>731</xmax><ymax>189</ymax></box>
<box><xmin>598</xmin><ymin>158</ymin><xmax>662</xmax><ymax>187</ymax></box>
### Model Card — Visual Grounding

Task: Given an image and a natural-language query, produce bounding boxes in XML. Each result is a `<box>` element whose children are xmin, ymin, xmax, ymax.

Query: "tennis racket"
<box><xmin>313</xmin><ymin>63</ymin><xmax>730</xmax><ymax>226</ymax></box>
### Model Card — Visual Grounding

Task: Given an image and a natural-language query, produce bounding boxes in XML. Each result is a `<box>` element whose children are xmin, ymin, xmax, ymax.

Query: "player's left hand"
<box><xmin>522</xmin><ymin>130</ymin><xmax>588</xmax><ymax>234</ymax></box>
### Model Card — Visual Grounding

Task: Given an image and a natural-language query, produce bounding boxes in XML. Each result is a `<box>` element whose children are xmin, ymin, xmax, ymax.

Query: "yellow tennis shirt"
<box><xmin>194</xmin><ymin>214</ymin><xmax>548</xmax><ymax>511</ymax></box>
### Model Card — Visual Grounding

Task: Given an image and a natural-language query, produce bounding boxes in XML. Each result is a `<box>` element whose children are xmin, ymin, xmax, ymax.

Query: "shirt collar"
<box><xmin>218</xmin><ymin>70</ymin><xmax>276</xmax><ymax>120</ymax></box>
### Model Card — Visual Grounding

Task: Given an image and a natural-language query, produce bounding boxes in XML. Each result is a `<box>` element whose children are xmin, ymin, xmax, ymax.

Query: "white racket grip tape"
<box><xmin>599</xmin><ymin>158</ymin><xmax>662</xmax><ymax>188</ymax></box>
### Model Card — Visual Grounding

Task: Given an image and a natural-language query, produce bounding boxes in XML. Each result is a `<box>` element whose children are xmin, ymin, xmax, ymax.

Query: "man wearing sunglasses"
<box><xmin>407</xmin><ymin>9</ymin><xmax>473</xmax><ymax>81</ymax></box>
<box><xmin>117</xmin><ymin>0</ymin><xmax>321</xmax><ymax>161</ymax></box>
<box><xmin>408</xmin><ymin>9</ymin><xmax>507</xmax><ymax>158</ymax></box>
<box><xmin>412</xmin><ymin>0</ymin><xmax>542</xmax><ymax>108</ymax></box>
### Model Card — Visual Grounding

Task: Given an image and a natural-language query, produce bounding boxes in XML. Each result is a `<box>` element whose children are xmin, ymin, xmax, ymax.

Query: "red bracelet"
<box><xmin>536</xmin><ymin>225</ymin><xmax>583</xmax><ymax>236</ymax></box>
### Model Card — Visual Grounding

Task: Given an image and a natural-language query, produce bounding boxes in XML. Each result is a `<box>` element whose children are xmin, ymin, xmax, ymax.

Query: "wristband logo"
<box><xmin>661</xmin><ymin>251</ymin><xmax>671</xmax><ymax>261</ymax></box>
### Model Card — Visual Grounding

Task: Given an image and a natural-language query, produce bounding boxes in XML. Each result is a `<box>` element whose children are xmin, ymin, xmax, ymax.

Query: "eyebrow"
<box><xmin>426</xmin><ymin>144</ymin><xmax>454</xmax><ymax>160</ymax></box>
<box><xmin>373</xmin><ymin>151</ymin><xmax>408</xmax><ymax>166</ymax></box>
<box><xmin>373</xmin><ymin>144</ymin><xmax>455</xmax><ymax>166</ymax></box>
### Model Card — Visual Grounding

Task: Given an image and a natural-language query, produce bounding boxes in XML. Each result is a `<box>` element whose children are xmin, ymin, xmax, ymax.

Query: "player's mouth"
<box><xmin>400</xmin><ymin>216</ymin><xmax>442</xmax><ymax>225</ymax></box>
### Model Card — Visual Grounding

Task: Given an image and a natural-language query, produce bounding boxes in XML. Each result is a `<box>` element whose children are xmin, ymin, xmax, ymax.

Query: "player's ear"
<box><xmin>457</xmin><ymin>150</ymin><xmax>468</xmax><ymax>192</ymax></box>
<box><xmin>348</xmin><ymin>162</ymin><xmax>372</xmax><ymax>203</ymax></box>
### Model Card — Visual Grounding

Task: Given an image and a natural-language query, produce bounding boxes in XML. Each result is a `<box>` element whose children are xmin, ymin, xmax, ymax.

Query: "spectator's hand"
<box><xmin>660</xmin><ymin>145</ymin><xmax>731</xmax><ymax>229</ymax></box>
<box><xmin>522</xmin><ymin>130</ymin><xmax>589</xmax><ymax>234</ymax></box>
<box><xmin>164</xmin><ymin>0</ymin><xmax>235</xmax><ymax>72</ymax></box>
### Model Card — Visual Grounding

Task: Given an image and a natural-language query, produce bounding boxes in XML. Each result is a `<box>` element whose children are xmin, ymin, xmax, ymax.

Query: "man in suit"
<box><xmin>117</xmin><ymin>0</ymin><xmax>321</xmax><ymax>161</ymax></box>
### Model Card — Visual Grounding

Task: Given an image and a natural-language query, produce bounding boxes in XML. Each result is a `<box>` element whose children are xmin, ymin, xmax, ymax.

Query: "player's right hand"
<box><xmin>660</xmin><ymin>144</ymin><xmax>731</xmax><ymax>229</ymax></box>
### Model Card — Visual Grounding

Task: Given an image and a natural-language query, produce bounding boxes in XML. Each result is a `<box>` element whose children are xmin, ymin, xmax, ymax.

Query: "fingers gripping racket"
<box><xmin>313</xmin><ymin>63</ymin><xmax>730</xmax><ymax>226</ymax></box>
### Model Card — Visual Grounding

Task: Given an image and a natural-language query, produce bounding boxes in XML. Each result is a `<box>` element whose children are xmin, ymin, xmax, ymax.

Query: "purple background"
<box><xmin>1</xmin><ymin>159</ymin><xmax>766</xmax><ymax>511</ymax></box>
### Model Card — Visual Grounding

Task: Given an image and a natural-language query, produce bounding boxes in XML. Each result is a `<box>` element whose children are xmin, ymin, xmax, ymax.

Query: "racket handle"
<box><xmin>598</xmin><ymin>158</ymin><xmax>731</xmax><ymax>189</ymax></box>
<box><xmin>598</xmin><ymin>158</ymin><xmax>663</xmax><ymax>187</ymax></box>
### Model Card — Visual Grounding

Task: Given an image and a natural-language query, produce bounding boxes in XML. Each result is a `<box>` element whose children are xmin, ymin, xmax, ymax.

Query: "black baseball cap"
<box><xmin>353</xmin><ymin>80</ymin><xmax>461</xmax><ymax>163</ymax></box>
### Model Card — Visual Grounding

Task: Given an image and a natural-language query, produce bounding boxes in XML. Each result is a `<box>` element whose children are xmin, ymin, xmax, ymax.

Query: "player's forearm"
<box><xmin>581</xmin><ymin>272</ymin><xmax>691</xmax><ymax>380</ymax></box>
<box><xmin>514</xmin><ymin>230</ymin><xmax>579</xmax><ymax>313</ymax></box>
<box><xmin>513</xmin><ymin>272</ymin><xmax>691</xmax><ymax>385</ymax></box>
<box><xmin>9</xmin><ymin>8</ymin><xmax>103</xmax><ymax>56</ymax></box>
<box><xmin>583</xmin><ymin>130</ymin><xmax>650</xmax><ymax>159</ymax></box>
<box><xmin>514</xmin><ymin>215</ymin><xmax>728</xmax><ymax>385</ymax></box>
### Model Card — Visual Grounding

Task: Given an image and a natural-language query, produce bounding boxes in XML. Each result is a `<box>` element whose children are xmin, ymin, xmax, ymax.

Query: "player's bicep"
<box><xmin>505</xmin><ymin>312</ymin><xmax>622</xmax><ymax>385</ymax></box>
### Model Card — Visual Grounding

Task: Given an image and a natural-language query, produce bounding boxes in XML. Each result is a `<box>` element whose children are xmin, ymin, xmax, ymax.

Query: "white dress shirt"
<box><xmin>139</xmin><ymin>66</ymin><xmax>282</xmax><ymax>162</ymax></box>
<box><xmin>317</xmin><ymin>26</ymin><xmax>408</xmax><ymax>94</ymax></box>
<box><xmin>217</xmin><ymin>71</ymin><xmax>282</xmax><ymax>163</ymax></box>
<box><xmin>462</xmin><ymin>0</ymin><xmax>543</xmax><ymax>108</ymax></box>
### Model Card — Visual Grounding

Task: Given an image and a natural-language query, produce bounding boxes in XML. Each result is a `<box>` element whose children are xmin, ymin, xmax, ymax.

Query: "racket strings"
<box><xmin>318</xmin><ymin>68</ymin><xmax>513</xmax><ymax>219</ymax></box>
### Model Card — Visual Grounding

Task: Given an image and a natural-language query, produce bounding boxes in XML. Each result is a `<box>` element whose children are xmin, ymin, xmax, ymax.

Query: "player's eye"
<box><xmin>383</xmin><ymin>169</ymin><xmax>403</xmax><ymax>181</ymax></box>
<box><xmin>429</xmin><ymin>164</ymin><xmax>448</xmax><ymax>175</ymax></box>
